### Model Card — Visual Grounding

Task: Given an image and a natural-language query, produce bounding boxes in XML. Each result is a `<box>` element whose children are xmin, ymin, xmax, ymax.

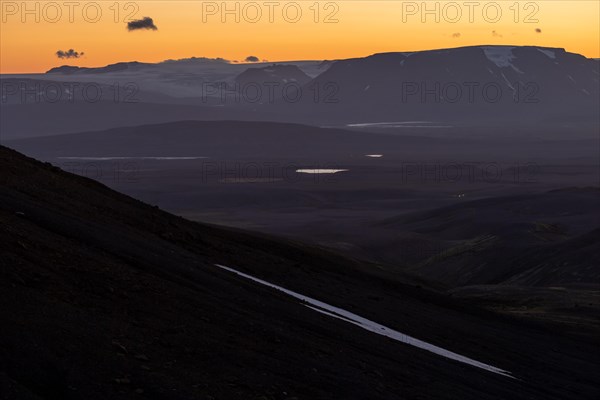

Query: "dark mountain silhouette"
<box><xmin>379</xmin><ymin>188</ymin><xmax>600</xmax><ymax>286</ymax></box>
<box><xmin>276</xmin><ymin>45</ymin><xmax>599</xmax><ymax>125</ymax></box>
<box><xmin>46</xmin><ymin>61</ymin><xmax>155</xmax><ymax>74</ymax></box>
<box><xmin>7</xmin><ymin>120</ymin><xmax>599</xmax><ymax>160</ymax></box>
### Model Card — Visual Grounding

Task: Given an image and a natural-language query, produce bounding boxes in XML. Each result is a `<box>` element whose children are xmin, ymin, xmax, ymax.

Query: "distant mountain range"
<box><xmin>282</xmin><ymin>45</ymin><xmax>599</xmax><ymax>125</ymax></box>
<box><xmin>1</xmin><ymin>46</ymin><xmax>598</xmax><ymax>138</ymax></box>
<box><xmin>46</xmin><ymin>61</ymin><xmax>155</xmax><ymax>74</ymax></box>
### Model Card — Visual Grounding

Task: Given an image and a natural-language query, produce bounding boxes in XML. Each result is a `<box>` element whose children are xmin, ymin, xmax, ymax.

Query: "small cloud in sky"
<box><xmin>56</xmin><ymin>49</ymin><xmax>84</xmax><ymax>59</ymax></box>
<box><xmin>245</xmin><ymin>56</ymin><xmax>260</xmax><ymax>62</ymax></box>
<box><xmin>127</xmin><ymin>17</ymin><xmax>158</xmax><ymax>31</ymax></box>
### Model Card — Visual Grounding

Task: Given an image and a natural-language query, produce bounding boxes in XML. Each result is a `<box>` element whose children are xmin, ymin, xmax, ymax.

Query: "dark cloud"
<box><xmin>492</xmin><ymin>30</ymin><xmax>502</xmax><ymax>37</ymax></box>
<box><xmin>245</xmin><ymin>56</ymin><xmax>259</xmax><ymax>62</ymax></box>
<box><xmin>127</xmin><ymin>17</ymin><xmax>158</xmax><ymax>31</ymax></box>
<box><xmin>452</xmin><ymin>33</ymin><xmax>461</xmax><ymax>38</ymax></box>
<box><xmin>56</xmin><ymin>49</ymin><xmax>84</xmax><ymax>59</ymax></box>
<box><xmin>535</xmin><ymin>28</ymin><xmax>542</xmax><ymax>33</ymax></box>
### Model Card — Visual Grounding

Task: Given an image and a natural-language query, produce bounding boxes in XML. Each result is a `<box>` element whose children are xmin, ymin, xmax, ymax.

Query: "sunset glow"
<box><xmin>1</xmin><ymin>0</ymin><xmax>598</xmax><ymax>73</ymax></box>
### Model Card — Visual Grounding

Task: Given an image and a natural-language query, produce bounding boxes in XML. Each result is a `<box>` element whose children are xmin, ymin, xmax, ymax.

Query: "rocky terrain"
<box><xmin>1</xmin><ymin>145</ymin><xmax>599</xmax><ymax>399</ymax></box>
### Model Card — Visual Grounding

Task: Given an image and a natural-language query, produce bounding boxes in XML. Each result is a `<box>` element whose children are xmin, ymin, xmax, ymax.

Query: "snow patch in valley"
<box><xmin>213</xmin><ymin>263</ymin><xmax>515</xmax><ymax>378</ymax></box>
<box><xmin>296</xmin><ymin>169</ymin><xmax>348</xmax><ymax>174</ymax></box>
<box><xmin>500</xmin><ymin>73</ymin><xmax>517</xmax><ymax>99</ymax></box>
<box><xmin>347</xmin><ymin>121</ymin><xmax>434</xmax><ymax>127</ymax></box>
<box><xmin>346</xmin><ymin>121</ymin><xmax>453</xmax><ymax>129</ymax></box>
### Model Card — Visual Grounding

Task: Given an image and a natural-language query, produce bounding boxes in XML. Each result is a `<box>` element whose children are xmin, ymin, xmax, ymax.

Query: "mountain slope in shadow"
<box><xmin>372</xmin><ymin>189</ymin><xmax>600</xmax><ymax>339</ymax></box>
<box><xmin>286</xmin><ymin>45</ymin><xmax>599</xmax><ymax>125</ymax></box>
<box><xmin>1</xmin><ymin>146</ymin><xmax>599</xmax><ymax>399</ymax></box>
<box><xmin>379</xmin><ymin>188</ymin><xmax>600</xmax><ymax>286</ymax></box>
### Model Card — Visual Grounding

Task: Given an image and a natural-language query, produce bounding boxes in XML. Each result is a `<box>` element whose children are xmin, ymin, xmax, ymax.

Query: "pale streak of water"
<box><xmin>345</xmin><ymin>122</ymin><xmax>453</xmax><ymax>129</ymax></box>
<box><xmin>214</xmin><ymin>263</ymin><xmax>515</xmax><ymax>379</ymax></box>
<box><xmin>347</xmin><ymin>121</ymin><xmax>432</xmax><ymax>127</ymax></box>
<box><xmin>296</xmin><ymin>169</ymin><xmax>349</xmax><ymax>174</ymax></box>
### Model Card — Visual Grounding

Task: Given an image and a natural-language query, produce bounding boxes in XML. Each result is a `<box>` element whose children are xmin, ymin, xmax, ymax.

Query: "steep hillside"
<box><xmin>1</xmin><ymin>146</ymin><xmax>599</xmax><ymax>399</ymax></box>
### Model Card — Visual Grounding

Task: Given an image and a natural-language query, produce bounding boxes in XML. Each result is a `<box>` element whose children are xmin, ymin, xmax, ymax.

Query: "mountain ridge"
<box><xmin>42</xmin><ymin>45</ymin><xmax>594</xmax><ymax>74</ymax></box>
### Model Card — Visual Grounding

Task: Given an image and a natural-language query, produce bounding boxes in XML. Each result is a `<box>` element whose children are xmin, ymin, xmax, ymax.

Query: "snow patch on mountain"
<box><xmin>482</xmin><ymin>46</ymin><xmax>516</xmax><ymax>67</ymax></box>
<box><xmin>482</xmin><ymin>46</ymin><xmax>524</xmax><ymax>74</ymax></box>
<box><xmin>537</xmin><ymin>48</ymin><xmax>556</xmax><ymax>59</ymax></box>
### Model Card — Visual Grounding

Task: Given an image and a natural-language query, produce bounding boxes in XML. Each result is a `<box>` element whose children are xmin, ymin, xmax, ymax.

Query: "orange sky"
<box><xmin>1</xmin><ymin>1</ymin><xmax>598</xmax><ymax>73</ymax></box>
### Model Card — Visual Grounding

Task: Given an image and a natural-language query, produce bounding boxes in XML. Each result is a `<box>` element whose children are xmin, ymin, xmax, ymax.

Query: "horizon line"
<box><xmin>2</xmin><ymin>44</ymin><xmax>598</xmax><ymax>75</ymax></box>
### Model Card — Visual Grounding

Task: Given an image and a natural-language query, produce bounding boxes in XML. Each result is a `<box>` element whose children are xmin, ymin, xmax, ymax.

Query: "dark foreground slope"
<box><xmin>1</xmin><ymin>145</ymin><xmax>599</xmax><ymax>400</ymax></box>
